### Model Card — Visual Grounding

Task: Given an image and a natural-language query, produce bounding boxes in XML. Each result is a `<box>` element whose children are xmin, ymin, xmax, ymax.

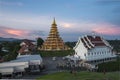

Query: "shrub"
<box><xmin>38</xmin><ymin>50</ymin><xmax>74</xmax><ymax>57</ymax></box>
<box><xmin>97</xmin><ymin>58</ymin><xmax>120</xmax><ymax>72</ymax></box>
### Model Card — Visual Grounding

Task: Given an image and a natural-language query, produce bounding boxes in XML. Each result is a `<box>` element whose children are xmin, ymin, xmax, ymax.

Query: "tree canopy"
<box><xmin>37</xmin><ymin>37</ymin><xmax>44</xmax><ymax>47</ymax></box>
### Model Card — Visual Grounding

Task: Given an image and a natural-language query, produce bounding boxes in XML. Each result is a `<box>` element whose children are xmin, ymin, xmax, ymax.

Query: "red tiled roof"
<box><xmin>18</xmin><ymin>45</ymin><xmax>28</xmax><ymax>54</ymax></box>
<box><xmin>18</xmin><ymin>40</ymin><xmax>35</xmax><ymax>54</ymax></box>
<box><xmin>87</xmin><ymin>36</ymin><xmax>106</xmax><ymax>46</ymax></box>
<box><xmin>23</xmin><ymin>39</ymin><xmax>34</xmax><ymax>46</ymax></box>
<box><xmin>94</xmin><ymin>43</ymin><xmax>106</xmax><ymax>46</ymax></box>
<box><xmin>81</xmin><ymin>35</ymin><xmax>107</xmax><ymax>49</ymax></box>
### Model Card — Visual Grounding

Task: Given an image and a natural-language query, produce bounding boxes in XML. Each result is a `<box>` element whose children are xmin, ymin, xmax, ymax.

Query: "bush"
<box><xmin>0</xmin><ymin>73</ymin><xmax>2</xmax><ymax>79</ymax></box>
<box><xmin>97</xmin><ymin>58</ymin><xmax>120</xmax><ymax>72</ymax></box>
<box><xmin>3</xmin><ymin>45</ymin><xmax>19</xmax><ymax>61</ymax></box>
<box><xmin>38</xmin><ymin>50</ymin><xmax>74</xmax><ymax>57</ymax></box>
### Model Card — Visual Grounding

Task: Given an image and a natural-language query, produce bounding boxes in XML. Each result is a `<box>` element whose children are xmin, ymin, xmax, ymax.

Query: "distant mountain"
<box><xmin>0</xmin><ymin>37</ymin><xmax>35</xmax><ymax>42</ymax></box>
<box><xmin>21</xmin><ymin>39</ymin><xmax>35</xmax><ymax>42</ymax></box>
<box><xmin>0</xmin><ymin>37</ymin><xmax>20</xmax><ymax>42</ymax></box>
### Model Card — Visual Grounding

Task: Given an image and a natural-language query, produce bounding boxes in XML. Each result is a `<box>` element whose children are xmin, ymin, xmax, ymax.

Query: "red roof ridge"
<box><xmin>81</xmin><ymin>35</ymin><xmax>108</xmax><ymax>49</ymax></box>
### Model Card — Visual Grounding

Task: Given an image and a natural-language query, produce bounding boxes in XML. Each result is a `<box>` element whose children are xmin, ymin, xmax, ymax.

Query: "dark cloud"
<box><xmin>28</xmin><ymin>30</ymin><xmax>45</xmax><ymax>36</ymax></box>
<box><xmin>95</xmin><ymin>0</ymin><xmax>120</xmax><ymax>26</ymax></box>
<box><xmin>0</xmin><ymin>1</ymin><xmax>23</xmax><ymax>6</ymax></box>
<box><xmin>97</xmin><ymin>0</ymin><xmax>120</xmax><ymax>13</ymax></box>
<box><xmin>97</xmin><ymin>0</ymin><xmax>120</xmax><ymax>5</ymax></box>
<box><xmin>108</xmin><ymin>18</ymin><xmax>120</xmax><ymax>26</ymax></box>
<box><xmin>102</xmin><ymin>35</ymin><xmax>120</xmax><ymax>40</ymax></box>
<box><xmin>112</xmin><ymin>6</ymin><xmax>120</xmax><ymax>14</ymax></box>
<box><xmin>61</xmin><ymin>31</ymin><xmax>120</xmax><ymax>42</ymax></box>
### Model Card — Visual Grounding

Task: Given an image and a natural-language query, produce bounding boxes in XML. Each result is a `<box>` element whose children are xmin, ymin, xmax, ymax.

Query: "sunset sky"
<box><xmin>0</xmin><ymin>0</ymin><xmax>120</xmax><ymax>41</ymax></box>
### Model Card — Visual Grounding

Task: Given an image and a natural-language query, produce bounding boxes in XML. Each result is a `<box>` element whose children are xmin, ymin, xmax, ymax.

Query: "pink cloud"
<box><xmin>61</xmin><ymin>23</ymin><xmax>75</xmax><ymax>28</ymax></box>
<box><xmin>59</xmin><ymin>21</ymin><xmax>120</xmax><ymax>36</ymax></box>
<box><xmin>92</xmin><ymin>26</ymin><xmax>120</xmax><ymax>35</ymax></box>
<box><xmin>0</xmin><ymin>26</ymin><xmax>28</xmax><ymax>38</ymax></box>
<box><xmin>4</xmin><ymin>29</ymin><xmax>27</xmax><ymax>37</ymax></box>
<box><xmin>0</xmin><ymin>26</ymin><xmax>44</xmax><ymax>39</ymax></box>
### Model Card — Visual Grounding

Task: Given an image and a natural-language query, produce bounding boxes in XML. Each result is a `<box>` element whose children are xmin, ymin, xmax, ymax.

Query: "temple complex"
<box><xmin>40</xmin><ymin>18</ymin><xmax>70</xmax><ymax>51</ymax></box>
<box><xmin>73</xmin><ymin>34</ymin><xmax>116</xmax><ymax>62</ymax></box>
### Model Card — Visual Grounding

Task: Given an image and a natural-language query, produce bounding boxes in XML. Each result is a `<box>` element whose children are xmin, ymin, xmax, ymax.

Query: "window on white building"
<box><xmin>89</xmin><ymin>52</ymin><xmax>91</xmax><ymax>55</ymax></box>
<box><xmin>91</xmin><ymin>52</ymin><xmax>92</xmax><ymax>55</ymax></box>
<box><xmin>102</xmin><ymin>51</ymin><xmax>103</xmax><ymax>54</ymax></box>
<box><xmin>84</xmin><ymin>54</ymin><xmax>86</xmax><ymax>56</ymax></box>
<box><xmin>106</xmin><ymin>51</ymin><xmax>108</xmax><ymax>53</ymax></box>
<box><xmin>88</xmin><ymin>53</ymin><xmax>90</xmax><ymax>55</ymax></box>
<box><xmin>95</xmin><ymin>52</ymin><xmax>96</xmax><ymax>55</ymax></box>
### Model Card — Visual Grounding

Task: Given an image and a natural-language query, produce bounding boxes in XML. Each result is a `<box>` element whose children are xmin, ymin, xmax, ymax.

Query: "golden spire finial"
<box><xmin>52</xmin><ymin>17</ymin><xmax>56</xmax><ymax>25</ymax></box>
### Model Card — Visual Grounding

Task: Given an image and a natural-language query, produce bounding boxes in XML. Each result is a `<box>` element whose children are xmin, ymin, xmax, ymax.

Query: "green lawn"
<box><xmin>37</xmin><ymin>71</ymin><xmax>120</xmax><ymax>80</ymax></box>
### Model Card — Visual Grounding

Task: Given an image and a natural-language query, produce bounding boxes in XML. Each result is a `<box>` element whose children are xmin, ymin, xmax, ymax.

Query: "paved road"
<box><xmin>5</xmin><ymin>57</ymin><xmax>98</xmax><ymax>79</ymax></box>
<box><xmin>18</xmin><ymin>57</ymin><xmax>64</xmax><ymax>79</ymax></box>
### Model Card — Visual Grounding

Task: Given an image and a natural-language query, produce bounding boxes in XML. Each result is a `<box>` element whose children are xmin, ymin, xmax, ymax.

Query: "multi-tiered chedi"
<box><xmin>40</xmin><ymin>18</ymin><xmax>70</xmax><ymax>51</ymax></box>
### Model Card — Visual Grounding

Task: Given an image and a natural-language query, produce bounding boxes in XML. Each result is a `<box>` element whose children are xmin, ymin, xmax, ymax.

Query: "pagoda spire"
<box><xmin>52</xmin><ymin>18</ymin><xmax>57</xmax><ymax>26</ymax></box>
<box><xmin>53</xmin><ymin>18</ymin><xmax>56</xmax><ymax>24</ymax></box>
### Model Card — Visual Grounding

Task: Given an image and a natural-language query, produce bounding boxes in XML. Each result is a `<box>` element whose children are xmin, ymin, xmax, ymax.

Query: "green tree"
<box><xmin>108</xmin><ymin>40</ymin><xmax>120</xmax><ymax>53</ymax></box>
<box><xmin>0</xmin><ymin>44</ymin><xmax>2</xmax><ymax>53</ymax></box>
<box><xmin>3</xmin><ymin>41</ymin><xmax>20</xmax><ymax>61</ymax></box>
<box><xmin>65</xmin><ymin>42</ymin><xmax>76</xmax><ymax>48</ymax></box>
<box><xmin>37</xmin><ymin>37</ymin><xmax>44</xmax><ymax>48</ymax></box>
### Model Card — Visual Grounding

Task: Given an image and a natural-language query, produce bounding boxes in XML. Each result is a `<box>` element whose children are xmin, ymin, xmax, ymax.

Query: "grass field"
<box><xmin>37</xmin><ymin>71</ymin><xmax>120</xmax><ymax>80</ymax></box>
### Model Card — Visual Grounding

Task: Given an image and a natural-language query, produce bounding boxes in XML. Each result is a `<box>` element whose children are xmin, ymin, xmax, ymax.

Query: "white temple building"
<box><xmin>73</xmin><ymin>35</ymin><xmax>116</xmax><ymax>63</ymax></box>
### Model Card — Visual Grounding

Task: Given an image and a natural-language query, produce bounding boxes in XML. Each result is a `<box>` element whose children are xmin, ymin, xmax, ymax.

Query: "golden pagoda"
<box><xmin>40</xmin><ymin>18</ymin><xmax>70</xmax><ymax>51</ymax></box>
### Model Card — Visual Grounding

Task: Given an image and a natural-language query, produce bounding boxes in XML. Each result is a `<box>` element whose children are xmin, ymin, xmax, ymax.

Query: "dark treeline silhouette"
<box><xmin>108</xmin><ymin>40</ymin><xmax>120</xmax><ymax>53</ymax></box>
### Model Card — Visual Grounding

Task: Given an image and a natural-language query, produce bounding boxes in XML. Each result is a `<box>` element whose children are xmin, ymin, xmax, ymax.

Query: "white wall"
<box><xmin>0</xmin><ymin>62</ymin><xmax>29</xmax><ymax>68</ymax></box>
<box><xmin>74</xmin><ymin>39</ymin><xmax>87</xmax><ymax>60</ymax></box>
<box><xmin>0</xmin><ymin>68</ymin><xmax>14</xmax><ymax>75</ymax></box>
<box><xmin>86</xmin><ymin>46</ymin><xmax>116</xmax><ymax>61</ymax></box>
<box><xmin>20</xmin><ymin>42</ymin><xmax>26</xmax><ymax>46</ymax></box>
